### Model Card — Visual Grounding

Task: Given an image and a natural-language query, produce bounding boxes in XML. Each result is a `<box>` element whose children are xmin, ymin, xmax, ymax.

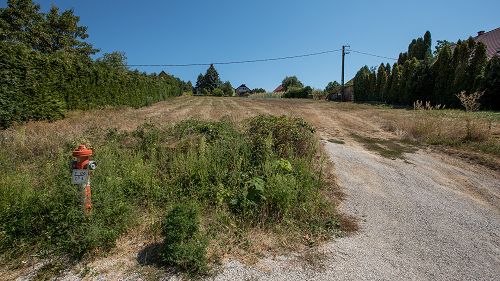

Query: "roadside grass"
<box><xmin>351</xmin><ymin>133</ymin><xmax>418</xmax><ymax>159</ymax></box>
<box><xmin>382</xmin><ymin>109</ymin><xmax>499</xmax><ymax>157</ymax></box>
<box><xmin>0</xmin><ymin>115</ymin><xmax>343</xmax><ymax>277</ymax></box>
<box><xmin>327</xmin><ymin>139</ymin><xmax>345</xmax><ymax>145</ymax></box>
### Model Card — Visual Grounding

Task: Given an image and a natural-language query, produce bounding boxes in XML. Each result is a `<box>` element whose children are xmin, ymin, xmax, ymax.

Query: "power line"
<box><xmin>125</xmin><ymin>49</ymin><xmax>342</xmax><ymax>67</ymax></box>
<box><xmin>349</xmin><ymin>50</ymin><xmax>397</xmax><ymax>61</ymax></box>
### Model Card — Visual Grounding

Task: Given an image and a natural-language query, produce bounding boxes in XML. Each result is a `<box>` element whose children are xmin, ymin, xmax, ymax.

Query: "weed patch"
<box><xmin>0</xmin><ymin>115</ymin><xmax>341</xmax><ymax>275</ymax></box>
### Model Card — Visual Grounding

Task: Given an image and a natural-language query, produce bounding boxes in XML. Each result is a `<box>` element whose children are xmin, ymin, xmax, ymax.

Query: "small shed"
<box><xmin>327</xmin><ymin>85</ymin><xmax>354</xmax><ymax>101</ymax></box>
<box><xmin>235</xmin><ymin>84</ymin><xmax>251</xmax><ymax>96</ymax></box>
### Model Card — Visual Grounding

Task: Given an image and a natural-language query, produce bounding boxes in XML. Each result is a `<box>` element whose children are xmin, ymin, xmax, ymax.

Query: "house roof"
<box><xmin>236</xmin><ymin>84</ymin><xmax>250</xmax><ymax>91</ymax></box>
<box><xmin>474</xmin><ymin>28</ymin><xmax>500</xmax><ymax>58</ymax></box>
<box><xmin>273</xmin><ymin>85</ymin><xmax>285</xmax><ymax>92</ymax></box>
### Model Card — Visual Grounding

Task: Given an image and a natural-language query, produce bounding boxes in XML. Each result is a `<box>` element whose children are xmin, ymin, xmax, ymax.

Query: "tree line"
<box><xmin>353</xmin><ymin>31</ymin><xmax>500</xmax><ymax>109</ymax></box>
<box><xmin>0</xmin><ymin>0</ymin><xmax>187</xmax><ymax>128</ymax></box>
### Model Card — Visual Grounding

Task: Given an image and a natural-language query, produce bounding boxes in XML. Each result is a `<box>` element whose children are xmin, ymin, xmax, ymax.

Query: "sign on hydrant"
<box><xmin>71</xmin><ymin>144</ymin><xmax>96</xmax><ymax>213</ymax></box>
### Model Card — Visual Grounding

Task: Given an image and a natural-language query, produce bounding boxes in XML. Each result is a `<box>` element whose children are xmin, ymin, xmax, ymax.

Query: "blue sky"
<box><xmin>5</xmin><ymin>0</ymin><xmax>500</xmax><ymax>91</ymax></box>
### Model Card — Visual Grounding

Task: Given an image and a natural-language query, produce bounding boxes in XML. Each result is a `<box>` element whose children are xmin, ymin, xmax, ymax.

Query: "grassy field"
<box><xmin>1</xmin><ymin>96</ymin><xmax>498</xmax><ymax>278</ymax></box>
<box><xmin>0</xmin><ymin>99</ymin><xmax>349</xmax><ymax>277</ymax></box>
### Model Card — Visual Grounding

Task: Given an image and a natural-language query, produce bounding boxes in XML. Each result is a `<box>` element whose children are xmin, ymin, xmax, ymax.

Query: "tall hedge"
<box><xmin>0</xmin><ymin>1</ymin><xmax>185</xmax><ymax>128</ymax></box>
<box><xmin>0</xmin><ymin>42</ymin><xmax>183</xmax><ymax>128</ymax></box>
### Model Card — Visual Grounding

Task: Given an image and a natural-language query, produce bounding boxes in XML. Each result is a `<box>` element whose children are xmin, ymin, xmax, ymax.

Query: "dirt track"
<box><xmin>4</xmin><ymin>96</ymin><xmax>499</xmax><ymax>280</ymax></box>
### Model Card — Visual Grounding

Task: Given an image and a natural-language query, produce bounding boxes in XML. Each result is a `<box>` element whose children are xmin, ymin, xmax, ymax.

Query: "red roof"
<box><xmin>273</xmin><ymin>85</ymin><xmax>285</xmax><ymax>92</ymax></box>
<box><xmin>474</xmin><ymin>28</ymin><xmax>500</xmax><ymax>58</ymax></box>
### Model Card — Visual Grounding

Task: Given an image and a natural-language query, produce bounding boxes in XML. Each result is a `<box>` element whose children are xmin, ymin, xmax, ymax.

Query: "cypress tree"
<box><xmin>432</xmin><ymin>44</ymin><xmax>453</xmax><ymax>105</ymax></box>
<box><xmin>353</xmin><ymin>66</ymin><xmax>371</xmax><ymax>101</ymax></box>
<box><xmin>389</xmin><ymin>63</ymin><xmax>402</xmax><ymax>104</ymax></box>
<box><xmin>452</xmin><ymin>40</ymin><xmax>469</xmax><ymax>105</ymax></box>
<box><xmin>423</xmin><ymin>31</ymin><xmax>432</xmax><ymax>61</ymax></box>
<box><xmin>398</xmin><ymin>52</ymin><xmax>408</xmax><ymax>65</ymax></box>
<box><xmin>376</xmin><ymin>63</ymin><xmax>388</xmax><ymax>101</ymax></box>
<box><xmin>466</xmin><ymin>42</ymin><xmax>487</xmax><ymax>92</ymax></box>
<box><xmin>482</xmin><ymin>56</ymin><xmax>500</xmax><ymax>110</ymax></box>
<box><xmin>385</xmin><ymin>63</ymin><xmax>392</xmax><ymax>76</ymax></box>
<box><xmin>368</xmin><ymin>68</ymin><xmax>377</xmax><ymax>100</ymax></box>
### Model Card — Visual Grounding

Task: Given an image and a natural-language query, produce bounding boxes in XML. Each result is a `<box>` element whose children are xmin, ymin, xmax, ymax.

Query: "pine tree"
<box><xmin>195</xmin><ymin>74</ymin><xmax>204</xmax><ymax>94</ymax></box>
<box><xmin>203</xmin><ymin>64</ymin><xmax>221</xmax><ymax>92</ymax></box>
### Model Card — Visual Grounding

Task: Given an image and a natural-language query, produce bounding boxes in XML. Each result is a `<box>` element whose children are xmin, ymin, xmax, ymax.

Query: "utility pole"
<box><xmin>341</xmin><ymin>45</ymin><xmax>350</xmax><ymax>101</ymax></box>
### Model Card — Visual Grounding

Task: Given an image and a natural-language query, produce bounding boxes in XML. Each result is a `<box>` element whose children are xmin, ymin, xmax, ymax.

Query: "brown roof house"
<box><xmin>451</xmin><ymin>28</ymin><xmax>500</xmax><ymax>59</ymax></box>
<box><xmin>273</xmin><ymin>85</ymin><xmax>285</xmax><ymax>93</ymax></box>
<box><xmin>474</xmin><ymin>28</ymin><xmax>500</xmax><ymax>58</ymax></box>
<box><xmin>235</xmin><ymin>84</ymin><xmax>251</xmax><ymax>96</ymax></box>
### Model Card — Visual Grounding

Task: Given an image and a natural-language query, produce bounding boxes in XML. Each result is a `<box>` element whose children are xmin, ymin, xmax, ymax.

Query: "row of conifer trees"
<box><xmin>353</xmin><ymin>31</ymin><xmax>499</xmax><ymax>109</ymax></box>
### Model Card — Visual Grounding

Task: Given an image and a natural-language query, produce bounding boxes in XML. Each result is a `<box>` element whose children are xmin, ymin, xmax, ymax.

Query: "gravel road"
<box><xmin>212</xmin><ymin>140</ymin><xmax>500</xmax><ymax>280</ymax></box>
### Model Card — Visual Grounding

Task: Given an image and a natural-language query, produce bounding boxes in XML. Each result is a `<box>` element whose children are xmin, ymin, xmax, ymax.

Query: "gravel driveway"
<box><xmin>213</xmin><ymin>141</ymin><xmax>500</xmax><ymax>280</ymax></box>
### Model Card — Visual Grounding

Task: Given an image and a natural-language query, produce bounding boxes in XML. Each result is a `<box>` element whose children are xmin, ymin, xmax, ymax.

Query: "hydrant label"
<box><xmin>72</xmin><ymin>169</ymin><xmax>89</xmax><ymax>184</ymax></box>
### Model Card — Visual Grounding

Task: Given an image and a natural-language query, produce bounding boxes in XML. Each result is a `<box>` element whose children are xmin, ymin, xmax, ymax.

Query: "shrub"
<box><xmin>247</xmin><ymin>115</ymin><xmax>316</xmax><ymax>160</ymax></box>
<box><xmin>312</xmin><ymin>89</ymin><xmax>327</xmax><ymax>100</ymax></box>
<box><xmin>283</xmin><ymin>86</ymin><xmax>313</xmax><ymax>99</ymax></box>
<box><xmin>212</xmin><ymin>88</ymin><xmax>224</xmax><ymax>97</ymax></box>
<box><xmin>160</xmin><ymin>202</ymin><xmax>208</xmax><ymax>274</ymax></box>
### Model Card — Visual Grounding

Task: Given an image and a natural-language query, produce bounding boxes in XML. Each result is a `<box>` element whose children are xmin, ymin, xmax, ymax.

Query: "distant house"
<box><xmin>273</xmin><ymin>85</ymin><xmax>285</xmax><ymax>93</ymax></box>
<box><xmin>235</xmin><ymin>84</ymin><xmax>251</xmax><ymax>96</ymax></box>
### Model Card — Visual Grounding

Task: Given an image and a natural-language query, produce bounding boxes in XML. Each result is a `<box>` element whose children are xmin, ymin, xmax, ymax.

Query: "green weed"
<box><xmin>0</xmin><ymin>115</ymin><xmax>340</xmax><ymax>275</ymax></box>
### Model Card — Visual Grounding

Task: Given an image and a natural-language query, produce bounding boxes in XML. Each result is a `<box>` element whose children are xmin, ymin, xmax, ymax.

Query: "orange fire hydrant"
<box><xmin>71</xmin><ymin>144</ymin><xmax>96</xmax><ymax>214</ymax></box>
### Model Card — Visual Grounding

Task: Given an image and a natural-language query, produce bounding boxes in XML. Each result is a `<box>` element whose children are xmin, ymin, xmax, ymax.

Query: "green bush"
<box><xmin>160</xmin><ymin>202</ymin><xmax>208</xmax><ymax>274</ymax></box>
<box><xmin>212</xmin><ymin>88</ymin><xmax>224</xmax><ymax>97</ymax></box>
<box><xmin>247</xmin><ymin>115</ymin><xmax>316</xmax><ymax>160</ymax></box>
<box><xmin>283</xmin><ymin>86</ymin><xmax>313</xmax><ymax>99</ymax></box>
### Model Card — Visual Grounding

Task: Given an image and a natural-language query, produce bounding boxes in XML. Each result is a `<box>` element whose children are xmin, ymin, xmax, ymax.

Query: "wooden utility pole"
<box><xmin>341</xmin><ymin>45</ymin><xmax>349</xmax><ymax>101</ymax></box>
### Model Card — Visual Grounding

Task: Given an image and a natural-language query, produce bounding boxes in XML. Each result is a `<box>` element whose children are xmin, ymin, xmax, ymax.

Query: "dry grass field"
<box><xmin>3</xmin><ymin>96</ymin><xmax>498</xmax><ymax>168</ymax></box>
